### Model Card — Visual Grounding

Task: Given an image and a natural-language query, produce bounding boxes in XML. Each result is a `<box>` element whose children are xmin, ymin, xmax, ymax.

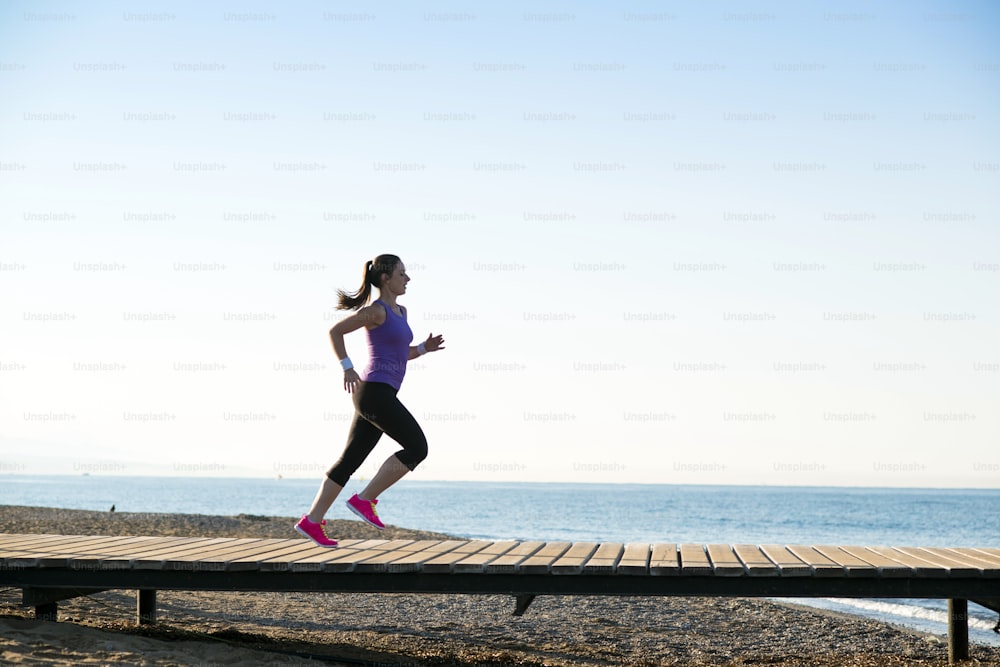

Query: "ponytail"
<box><xmin>336</xmin><ymin>254</ymin><xmax>401</xmax><ymax>311</ymax></box>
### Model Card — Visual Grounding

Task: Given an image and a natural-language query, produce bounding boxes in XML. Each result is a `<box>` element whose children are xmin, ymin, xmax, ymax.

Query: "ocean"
<box><xmin>2</xmin><ymin>475</ymin><xmax>998</xmax><ymax>647</ymax></box>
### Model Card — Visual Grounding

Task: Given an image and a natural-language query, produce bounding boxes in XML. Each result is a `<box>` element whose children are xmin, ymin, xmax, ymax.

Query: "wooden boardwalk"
<box><xmin>2</xmin><ymin>533</ymin><xmax>998</xmax><ymax>663</ymax></box>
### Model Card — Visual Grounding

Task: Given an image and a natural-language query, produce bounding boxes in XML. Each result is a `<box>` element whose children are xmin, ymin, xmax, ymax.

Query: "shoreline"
<box><xmin>8</xmin><ymin>471</ymin><xmax>1000</xmax><ymax>488</ymax></box>
<box><xmin>2</xmin><ymin>505</ymin><xmax>999</xmax><ymax>666</ymax></box>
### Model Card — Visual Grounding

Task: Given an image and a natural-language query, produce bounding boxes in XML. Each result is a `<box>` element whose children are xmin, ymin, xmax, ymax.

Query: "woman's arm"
<box><xmin>330</xmin><ymin>304</ymin><xmax>385</xmax><ymax>392</ymax></box>
<box><xmin>408</xmin><ymin>332</ymin><xmax>446</xmax><ymax>360</ymax></box>
<box><xmin>329</xmin><ymin>304</ymin><xmax>385</xmax><ymax>355</ymax></box>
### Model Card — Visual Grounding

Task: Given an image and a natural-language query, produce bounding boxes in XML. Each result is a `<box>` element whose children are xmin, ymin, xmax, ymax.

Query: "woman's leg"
<box><xmin>359</xmin><ymin>454</ymin><xmax>411</xmax><ymax>500</ymax></box>
<box><xmin>358</xmin><ymin>388</ymin><xmax>428</xmax><ymax>500</ymax></box>
<box><xmin>312</xmin><ymin>386</ymin><xmax>384</xmax><ymax>520</ymax></box>
<box><xmin>306</xmin><ymin>476</ymin><xmax>343</xmax><ymax>524</ymax></box>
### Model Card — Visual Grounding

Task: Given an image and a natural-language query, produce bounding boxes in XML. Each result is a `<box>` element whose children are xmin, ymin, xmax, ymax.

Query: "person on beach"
<box><xmin>295</xmin><ymin>254</ymin><xmax>445</xmax><ymax>547</ymax></box>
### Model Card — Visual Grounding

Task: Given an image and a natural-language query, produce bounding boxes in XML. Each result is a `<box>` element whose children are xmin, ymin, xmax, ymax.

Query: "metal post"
<box><xmin>34</xmin><ymin>602</ymin><xmax>57</xmax><ymax>621</ymax></box>
<box><xmin>513</xmin><ymin>594</ymin><xmax>536</xmax><ymax>616</ymax></box>
<box><xmin>948</xmin><ymin>598</ymin><xmax>968</xmax><ymax>664</ymax></box>
<box><xmin>137</xmin><ymin>589</ymin><xmax>157</xmax><ymax>625</ymax></box>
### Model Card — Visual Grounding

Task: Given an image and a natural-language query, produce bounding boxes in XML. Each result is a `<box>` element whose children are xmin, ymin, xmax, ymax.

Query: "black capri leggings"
<box><xmin>326</xmin><ymin>381</ymin><xmax>428</xmax><ymax>487</ymax></box>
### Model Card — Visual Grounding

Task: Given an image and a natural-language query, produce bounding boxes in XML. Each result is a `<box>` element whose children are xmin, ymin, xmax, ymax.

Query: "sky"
<box><xmin>1</xmin><ymin>0</ymin><xmax>998</xmax><ymax>488</ymax></box>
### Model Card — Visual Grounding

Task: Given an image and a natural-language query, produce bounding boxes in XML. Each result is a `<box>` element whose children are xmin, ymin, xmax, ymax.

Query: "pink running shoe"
<box><xmin>294</xmin><ymin>515</ymin><xmax>338</xmax><ymax>547</ymax></box>
<box><xmin>346</xmin><ymin>494</ymin><xmax>385</xmax><ymax>529</ymax></box>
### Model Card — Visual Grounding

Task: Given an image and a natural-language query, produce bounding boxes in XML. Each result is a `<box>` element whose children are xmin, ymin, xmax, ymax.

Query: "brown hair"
<box><xmin>336</xmin><ymin>254</ymin><xmax>401</xmax><ymax>310</ymax></box>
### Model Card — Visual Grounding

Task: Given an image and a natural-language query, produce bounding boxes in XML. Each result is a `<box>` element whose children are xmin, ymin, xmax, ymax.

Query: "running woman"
<box><xmin>295</xmin><ymin>254</ymin><xmax>445</xmax><ymax>547</ymax></box>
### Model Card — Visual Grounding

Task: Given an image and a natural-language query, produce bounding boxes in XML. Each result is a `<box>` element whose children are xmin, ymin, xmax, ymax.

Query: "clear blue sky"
<box><xmin>1</xmin><ymin>0</ymin><xmax>998</xmax><ymax>487</ymax></box>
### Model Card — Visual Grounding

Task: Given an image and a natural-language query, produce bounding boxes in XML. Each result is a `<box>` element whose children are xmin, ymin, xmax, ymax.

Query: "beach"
<box><xmin>1</xmin><ymin>505</ymin><xmax>998</xmax><ymax>666</ymax></box>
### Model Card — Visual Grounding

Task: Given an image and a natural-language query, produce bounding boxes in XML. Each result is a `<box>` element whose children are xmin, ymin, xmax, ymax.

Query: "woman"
<box><xmin>295</xmin><ymin>254</ymin><xmax>445</xmax><ymax>547</ymax></box>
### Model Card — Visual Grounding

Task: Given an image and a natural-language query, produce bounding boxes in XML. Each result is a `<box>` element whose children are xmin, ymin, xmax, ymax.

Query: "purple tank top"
<box><xmin>362</xmin><ymin>300</ymin><xmax>413</xmax><ymax>390</ymax></box>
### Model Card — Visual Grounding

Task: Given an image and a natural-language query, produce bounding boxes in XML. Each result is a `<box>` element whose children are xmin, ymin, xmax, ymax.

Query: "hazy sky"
<box><xmin>1</xmin><ymin>1</ymin><xmax>998</xmax><ymax>487</ymax></box>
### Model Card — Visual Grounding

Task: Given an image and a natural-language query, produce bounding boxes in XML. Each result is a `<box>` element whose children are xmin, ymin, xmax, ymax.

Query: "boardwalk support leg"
<box><xmin>949</xmin><ymin>598</ymin><xmax>968</xmax><ymax>664</ymax></box>
<box><xmin>971</xmin><ymin>598</ymin><xmax>1000</xmax><ymax>615</ymax></box>
<box><xmin>137</xmin><ymin>589</ymin><xmax>157</xmax><ymax>625</ymax></box>
<box><xmin>34</xmin><ymin>602</ymin><xmax>57</xmax><ymax>621</ymax></box>
<box><xmin>23</xmin><ymin>587</ymin><xmax>108</xmax><ymax>621</ymax></box>
<box><xmin>513</xmin><ymin>594</ymin><xmax>536</xmax><ymax>616</ymax></box>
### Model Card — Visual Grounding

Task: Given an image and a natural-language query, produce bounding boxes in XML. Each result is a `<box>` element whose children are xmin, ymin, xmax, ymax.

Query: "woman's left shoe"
<box><xmin>294</xmin><ymin>515</ymin><xmax>339</xmax><ymax>547</ymax></box>
<box><xmin>346</xmin><ymin>494</ymin><xmax>385</xmax><ymax>529</ymax></box>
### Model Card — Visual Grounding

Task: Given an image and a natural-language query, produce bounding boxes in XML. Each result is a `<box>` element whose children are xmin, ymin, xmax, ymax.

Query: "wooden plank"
<box><xmin>99</xmin><ymin>537</ymin><xmax>219</xmax><ymax>565</ymax></box>
<box><xmin>20</xmin><ymin>536</ymin><xmax>160</xmax><ymax>570</ymax></box>
<box><xmin>46</xmin><ymin>535</ymin><xmax>158</xmax><ymax>552</ymax></box>
<box><xmin>161</xmin><ymin>539</ymin><xmax>266</xmax><ymax>570</ymax></box>
<box><xmin>288</xmin><ymin>540</ymin><xmax>370</xmax><ymax>572</ymax></box>
<box><xmin>517</xmin><ymin>542</ymin><xmax>572</xmax><ymax>574</ymax></box>
<box><xmin>0</xmin><ymin>534</ymin><xmax>52</xmax><ymax>548</ymax></box>
<box><xmin>201</xmin><ymin>539</ymin><xmax>330</xmax><ymax>572</ymax></box>
<box><xmin>678</xmin><ymin>544</ymin><xmax>712</xmax><ymax>576</ymax></box>
<box><xmin>452</xmin><ymin>541</ymin><xmax>520</xmax><ymax>573</ymax></box>
<box><xmin>264</xmin><ymin>538</ymin><xmax>365</xmax><ymax>566</ymax></box>
<box><xmin>353</xmin><ymin>541</ymin><xmax>428</xmax><ymax>572</ymax></box>
<box><xmin>812</xmin><ymin>545</ymin><xmax>879</xmax><ymax>577</ymax></box>
<box><xmin>17</xmin><ymin>536</ymin><xmax>157</xmax><ymax>568</ymax></box>
<box><xmin>101</xmin><ymin>536</ymin><xmax>201</xmax><ymax>556</ymax></box>
<box><xmin>131</xmin><ymin>538</ymin><xmax>252</xmax><ymax>570</ymax></box>
<box><xmin>222</xmin><ymin>542</ymin><xmax>323</xmax><ymax>571</ymax></box>
<box><xmin>733</xmin><ymin>544</ymin><xmax>779</xmax><ymax>577</ymax></box>
<box><xmin>617</xmin><ymin>543</ymin><xmax>650</xmax><ymax>575</ymax></box>
<box><xmin>948</xmin><ymin>547</ymin><xmax>1000</xmax><ymax>572</ymax></box>
<box><xmin>225</xmin><ymin>539</ymin><xmax>333</xmax><ymax>570</ymax></box>
<box><xmin>152</xmin><ymin>537</ymin><xmax>254</xmax><ymax>558</ymax></box>
<box><xmin>320</xmin><ymin>546</ymin><xmax>400</xmax><ymax>573</ymax></box>
<box><xmin>0</xmin><ymin>548</ymin><xmax>49</xmax><ymax>565</ymax></box>
<box><xmin>0</xmin><ymin>534</ymin><xmax>114</xmax><ymax>548</ymax></box>
<box><xmin>838</xmin><ymin>546</ymin><xmax>914</xmax><ymax>577</ymax></box>
<box><xmin>759</xmin><ymin>545</ymin><xmax>812</xmax><ymax>577</ymax></box>
<box><xmin>552</xmin><ymin>542</ymin><xmax>600</xmax><ymax>574</ymax></box>
<box><xmin>256</xmin><ymin>540</ymin><xmax>365</xmax><ymax>572</ymax></box>
<box><xmin>483</xmin><ymin>541</ymin><xmax>545</xmax><ymax>573</ymax></box>
<box><xmin>11</xmin><ymin>535</ymin><xmax>141</xmax><ymax>556</ymax></box>
<box><xmin>420</xmin><ymin>541</ymin><xmax>496</xmax><ymax>574</ymax></box>
<box><xmin>308</xmin><ymin>538</ymin><xmax>388</xmax><ymax>555</ymax></box>
<box><xmin>902</xmin><ymin>547</ymin><xmax>981</xmax><ymax>576</ymax></box>
<box><xmin>0</xmin><ymin>552</ymin><xmax>69</xmax><ymax>568</ymax></box>
<box><xmin>288</xmin><ymin>544</ymin><xmax>364</xmax><ymax>572</ymax></box>
<box><xmin>0</xmin><ymin>544</ymin><xmax>83</xmax><ymax>558</ymax></box>
<box><xmin>925</xmin><ymin>548</ymin><xmax>1000</xmax><ymax>576</ymax></box>
<box><xmin>289</xmin><ymin>538</ymin><xmax>390</xmax><ymax>573</ymax></box>
<box><xmin>705</xmin><ymin>544</ymin><xmax>745</xmax><ymax>576</ymax></box>
<box><xmin>867</xmin><ymin>546</ymin><xmax>949</xmax><ymax>576</ymax></box>
<box><xmin>29</xmin><ymin>537</ymin><xmax>214</xmax><ymax>569</ymax></box>
<box><xmin>57</xmin><ymin>536</ymin><xmax>164</xmax><ymax>557</ymax></box>
<box><xmin>650</xmin><ymin>543</ymin><xmax>679</xmax><ymax>575</ymax></box>
<box><xmin>63</xmin><ymin>537</ymin><xmax>169</xmax><ymax>570</ymax></box>
<box><xmin>930</xmin><ymin>548</ymin><xmax>997</xmax><ymax>574</ymax></box>
<box><xmin>376</xmin><ymin>540</ymin><xmax>470</xmax><ymax>573</ymax></box>
<box><xmin>0</xmin><ymin>534</ymin><xmax>99</xmax><ymax>550</ymax></box>
<box><xmin>581</xmin><ymin>543</ymin><xmax>624</xmax><ymax>575</ymax></box>
<box><xmin>785</xmin><ymin>545</ymin><xmax>847</xmax><ymax>577</ymax></box>
<box><xmin>0</xmin><ymin>548</ymin><xmax>43</xmax><ymax>561</ymax></box>
<box><xmin>955</xmin><ymin>547</ymin><xmax>1000</xmax><ymax>565</ymax></box>
<box><xmin>448</xmin><ymin>540</ymin><xmax>497</xmax><ymax>555</ymax></box>
<box><xmin>66</xmin><ymin>535</ymin><xmax>162</xmax><ymax>552</ymax></box>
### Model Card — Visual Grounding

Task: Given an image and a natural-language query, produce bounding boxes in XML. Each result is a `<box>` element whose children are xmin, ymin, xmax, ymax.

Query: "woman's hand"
<box><xmin>423</xmin><ymin>332</ymin><xmax>445</xmax><ymax>352</ymax></box>
<box><xmin>343</xmin><ymin>368</ymin><xmax>361</xmax><ymax>393</ymax></box>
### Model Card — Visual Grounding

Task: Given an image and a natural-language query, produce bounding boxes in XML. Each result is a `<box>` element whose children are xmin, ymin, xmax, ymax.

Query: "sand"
<box><xmin>2</xmin><ymin>505</ymin><xmax>999</xmax><ymax>666</ymax></box>
<box><xmin>0</xmin><ymin>615</ymin><xmax>331</xmax><ymax>666</ymax></box>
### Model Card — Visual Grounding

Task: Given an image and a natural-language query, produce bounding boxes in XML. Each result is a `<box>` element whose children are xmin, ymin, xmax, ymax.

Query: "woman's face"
<box><xmin>381</xmin><ymin>263</ymin><xmax>410</xmax><ymax>296</ymax></box>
